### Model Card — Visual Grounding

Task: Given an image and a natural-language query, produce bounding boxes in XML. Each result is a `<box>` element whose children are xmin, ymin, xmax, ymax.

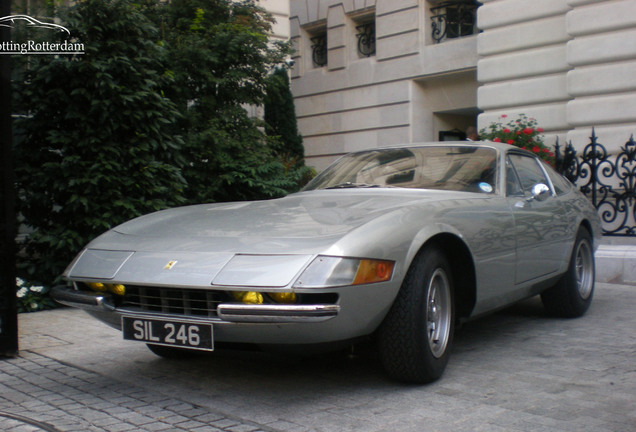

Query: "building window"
<box><xmin>311</xmin><ymin>33</ymin><xmax>328</xmax><ymax>67</ymax></box>
<box><xmin>356</xmin><ymin>21</ymin><xmax>375</xmax><ymax>57</ymax></box>
<box><xmin>439</xmin><ymin>130</ymin><xmax>466</xmax><ymax>141</ymax></box>
<box><xmin>430</xmin><ymin>0</ymin><xmax>479</xmax><ymax>44</ymax></box>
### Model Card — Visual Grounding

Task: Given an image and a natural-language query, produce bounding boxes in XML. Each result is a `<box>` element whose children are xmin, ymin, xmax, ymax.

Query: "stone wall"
<box><xmin>290</xmin><ymin>0</ymin><xmax>479</xmax><ymax>170</ymax></box>
<box><xmin>565</xmin><ymin>0</ymin><xmax>636</xmax><ymax>153</ymax></box>
<box><xmin>289</xmin><ymin>0</ymin><xmax>635</xmax><ymax>170</ymax></box>
<box><xmin>477</xmin><ymin>0</ymin><xmax>636</xmax><ymax>155</ymax></box>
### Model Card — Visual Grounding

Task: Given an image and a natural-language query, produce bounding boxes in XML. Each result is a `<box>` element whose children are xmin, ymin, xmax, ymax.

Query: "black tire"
<box><xmin>541</xmin><ymin>227</ymin><xmax>595</xmax><ymax>318</ymax></box>
<box><xmin>146</xmin><ymin>344</ymin><xmax>199</xmax><ymax>359</ymax></box>
<box><xmin>378</xmin><ymin>246</ymin><xmax>455</xmax><ymax>384</ymax></box>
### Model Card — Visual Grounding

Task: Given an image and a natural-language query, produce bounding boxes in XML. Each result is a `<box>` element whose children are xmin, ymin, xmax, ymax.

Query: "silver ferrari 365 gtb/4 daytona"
<box><xmin>53</xmin><ymin>142</ymin><xmax>601</xmax><ymax>383</ymax></box>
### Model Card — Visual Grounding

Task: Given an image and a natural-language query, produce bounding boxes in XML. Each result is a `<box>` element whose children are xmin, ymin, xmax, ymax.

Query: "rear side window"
<box><xmin>545</xmin><ymin>165</ymin><xmax>573</xmax><ymax>195</ymax></box>
<box><xmin>507</xmin><ymin>154</ymin><xmax>551</xmax><ymax>196</ymax></box>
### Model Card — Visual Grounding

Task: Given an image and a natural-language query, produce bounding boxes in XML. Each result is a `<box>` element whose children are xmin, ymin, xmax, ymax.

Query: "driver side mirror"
<box><xmin>528</xmin><ymin>183</ymin><xmax>551</xmax><ymax>202</ymax></box>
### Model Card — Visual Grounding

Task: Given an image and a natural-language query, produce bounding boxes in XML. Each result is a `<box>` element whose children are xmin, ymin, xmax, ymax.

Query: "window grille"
<box><xmin>311</xmin><ymin>33</ymin><xmax>327</xmax><ymax>67</ymax></box>
<box><xmin>356</xmin><ymin>22</ymin><xmax>376</xmax><ymax>57</ymax></box>
<box><xmin>430</xmin><ymin>0</ymin><xmax>479</xmax><ymax>43</ymax></box>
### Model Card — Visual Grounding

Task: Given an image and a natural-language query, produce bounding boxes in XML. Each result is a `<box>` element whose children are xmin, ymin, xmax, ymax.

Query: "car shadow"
<box><xmin>451</xmin><ymin>295</ymin><xmax>551</xmax><ymax>355</ymax></box>
<box><xmin>138</xmin><ymin>295</ymin><xmax>553</xmax><ymax>391</ymax></box>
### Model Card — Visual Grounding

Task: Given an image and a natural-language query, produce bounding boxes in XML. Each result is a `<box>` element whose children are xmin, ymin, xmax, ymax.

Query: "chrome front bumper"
<box><xmin>52</xmin><ymin>285</ymin><xmax>115</xmax><ymax>311</ymax></box>
<box><xmin>51</xmin><ymin>286</ymin><xmax>340</xmax><ymax>324</ymax></box>
<box><xmin>216</xmin><ymin>303</ymin><xmax>339</xmax><ymax>323</ymax></box>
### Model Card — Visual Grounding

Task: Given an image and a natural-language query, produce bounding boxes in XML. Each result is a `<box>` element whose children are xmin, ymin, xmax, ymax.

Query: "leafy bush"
<box><xmin>479</xmin><ymin>114</ymin><xmax>555</xmax><ymax>165</ymax></box>
<box><xmin>264</xmin><ymin>67</ymin><xmax>314</xmax><ymax>188</ymax></box>
<box><xmin>264</xmin><ymin>67</ymin><xmax>304</xmax><ymax>161</ymax></box>
<box><xmin>148</xmin><ymin>0</ymin><xmax>304</xmax><ymax>204</ymax></box>
<box><xmin>14</xmin><ymin>0</ymin><xmax>186</xmax><ymax>286</ymax></box>
<box><xmin>14</xmin><ymin>0</ymin><xmax>312</xmax><ymax>292</ymax></box>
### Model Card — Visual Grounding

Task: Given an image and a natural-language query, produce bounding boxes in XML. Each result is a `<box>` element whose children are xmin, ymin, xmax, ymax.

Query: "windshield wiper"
<box><xmin>325</xmin><ymin>182</ymin><xmax>382</xmax><ymax>189</ymax></box>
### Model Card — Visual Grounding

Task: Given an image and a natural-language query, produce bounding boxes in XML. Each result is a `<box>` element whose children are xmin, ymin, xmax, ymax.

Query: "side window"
<box><xmin>508</xmin><ymin>154</ymin><xmax>551</xmax><ymax>196</ymax></box>
<box><xmin>545</xmin><ymin>165</ymin><xmax>573</xmax><ymax>195</ymax></box>
<box><xmin>505</xmin><ymin>157</ymin><xmax>523</xmax><ymax>197</ymax></box>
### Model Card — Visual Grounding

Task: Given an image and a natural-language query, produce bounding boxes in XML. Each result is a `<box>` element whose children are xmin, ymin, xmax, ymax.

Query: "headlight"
<box><xmin>293</xmin><ymin>256</ymin><xmax>394</xmax><ymax>288</ymax></box>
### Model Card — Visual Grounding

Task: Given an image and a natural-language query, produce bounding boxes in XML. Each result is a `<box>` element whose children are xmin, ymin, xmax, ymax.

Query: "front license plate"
<box><xmin>122</xmin><ymin>316</ymin><xmax>214</xmax><ymax>351</ymax></box>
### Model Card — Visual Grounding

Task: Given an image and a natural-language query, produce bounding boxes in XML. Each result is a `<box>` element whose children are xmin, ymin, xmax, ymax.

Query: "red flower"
<box><xmin>501</xmin><ymin>114</ymin><xmax>508</xmax><ymax>118</ymax></box>
<box><xmin>542</xmin><ymin>148</ymin><xmax>550</xmax><ymax>153</ymax></box>
<box><xmin>523</xmin><ymin>128</ymin><xmax>534</xmax><ymax>135</ymax></box>
<box><xmin>532</xmin><ymin>146</ymin><xmax>540</xmax><ymax>153</ymax></box>
<box><xmin>537</xmin><ymin>128</ymin><xmax>544</xmax><ymax>133</ymax></box>
<box><xmin>516</xmin><ymin>131</ymin><xmax>521</xmax><ymax>135</ymax></box>
<box><xmin>507</xmin><ymin>139</ymin><xmax>514</xmax><ymax>144</ymax></box>
<box><xmin>503</xmin><ymin>128</ymin><xmax>511</xmax><ymax>133</ymax></box>
<box><xmin>493</xmin><ymin>137</ymin><xmax>502</xmax><ymax>142</ymax></box>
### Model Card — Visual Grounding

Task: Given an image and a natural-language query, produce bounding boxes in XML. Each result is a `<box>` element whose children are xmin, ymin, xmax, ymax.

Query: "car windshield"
<box><xmin>304</xmin><ymin>145</ymin><xmax>497</xmax><ymax>194</ymax></box>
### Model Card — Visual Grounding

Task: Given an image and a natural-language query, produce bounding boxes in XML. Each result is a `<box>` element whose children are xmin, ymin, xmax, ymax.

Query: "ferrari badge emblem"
<box><xmin>164</xmin><ymin>260</ymin><xmax>178</xmax><ymax>270</ymax></box>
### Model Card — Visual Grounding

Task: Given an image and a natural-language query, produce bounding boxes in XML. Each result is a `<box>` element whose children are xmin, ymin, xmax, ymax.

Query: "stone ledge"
<box><xmin>595</xmin><ymin>244</ymin><xmax>636</xmax><ymax>286</ymax></box>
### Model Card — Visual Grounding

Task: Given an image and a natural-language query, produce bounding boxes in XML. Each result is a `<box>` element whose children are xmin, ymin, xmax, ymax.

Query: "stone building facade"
<box><xmin>478</xmin><ymin>0</ymin><xmax>636</xmax><ymax>157</ymax></box>
<box><xmin>289</xmin><ymin>0</ymin><xmax>636</xmax><ymax>170</ymax></box>
<box><xmin>260</xmin><ymin>0</ymin><xmax>291</xmax><ymax>42</ymax></box>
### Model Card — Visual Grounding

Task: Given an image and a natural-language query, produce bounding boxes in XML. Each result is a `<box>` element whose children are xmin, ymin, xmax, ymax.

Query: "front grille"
<box><xmin>122</xmin><ymin>286</ymin><xmax>227</xmax><ymax>318</ymax></box>
<box><xmin>73</xmin><ymin>282</ymin><xmax>341</xmax><ymax>318</ymax></box>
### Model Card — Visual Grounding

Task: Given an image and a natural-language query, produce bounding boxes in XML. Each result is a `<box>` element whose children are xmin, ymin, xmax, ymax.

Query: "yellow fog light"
<box><xmin>106</xmin><ymin>284</ymin><xmax>126</xmax><ymax>296</ymax></box>
<box><xmin>232</xmin><ymin>291</ymin><xmax>263</xmax><ymax>304</ymax></box>
<box><xmin>268</xmin><ymin>292</ymin><xmax>297</xmax><ymax>304</ymax></box>
<box><xmin>86</xmin><ymin>282</ymin><xmax>106</xmax><ymax>292</ymax></box>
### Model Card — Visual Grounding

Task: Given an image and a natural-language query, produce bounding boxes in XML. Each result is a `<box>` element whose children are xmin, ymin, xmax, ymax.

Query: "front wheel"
<box><xmin>378</xmin><ymin>246</ymin><xmax>455</xmax><ymax>384</ymax></box>
<box><xmin>541</xmin><ymin>227</ymin><xmax>595</xmax><ymax>318</ymax></box>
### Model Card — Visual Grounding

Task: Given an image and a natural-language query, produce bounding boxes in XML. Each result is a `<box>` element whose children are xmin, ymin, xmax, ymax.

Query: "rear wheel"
<box><xmin>541</xmin><ymin>227</ymin><xmax>595</xmax><ymax>318</ymax></box>
<box><xmin>378</xmin><ymin>246</ymin><xmax>455</xmax><ymax>384</ymax></box>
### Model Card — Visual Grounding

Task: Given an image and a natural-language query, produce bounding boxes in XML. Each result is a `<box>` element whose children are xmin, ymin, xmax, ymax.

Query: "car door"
<box><xmin>506</xmin><ymin>153</ymin><xmax>569</xmax><ymax>284</ymax></box>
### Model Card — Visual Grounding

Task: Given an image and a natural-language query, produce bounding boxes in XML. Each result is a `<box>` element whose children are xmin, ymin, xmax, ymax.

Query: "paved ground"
<box><xmin>2</xmin><ymin>282</ymin><xmax>635</xmax><ymax>432</ymax></box>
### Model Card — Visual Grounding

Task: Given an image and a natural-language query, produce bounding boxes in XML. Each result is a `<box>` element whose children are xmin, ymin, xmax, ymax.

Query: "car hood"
<box><xmin>110</xmin><ymin>189</ymin><xmax>471</xmax><ymax>243</ymax></box>
<box><xmin>67</xmin><ymin>189</ymin><xmax>482</xmax><ymax>287</ymax></box>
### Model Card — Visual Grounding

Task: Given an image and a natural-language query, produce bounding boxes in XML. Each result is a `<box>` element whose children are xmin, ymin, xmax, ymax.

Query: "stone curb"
<box><xmin>595</xmin><ymin>244</ymin><xmax>636</xmax><ymax>285</ymax></box>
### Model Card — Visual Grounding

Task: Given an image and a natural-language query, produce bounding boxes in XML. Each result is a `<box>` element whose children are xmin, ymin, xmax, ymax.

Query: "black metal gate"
<box><xmin>556</xmin><ymin>130</ymin><xmax>636</xmax><ymax>237</ymax></box>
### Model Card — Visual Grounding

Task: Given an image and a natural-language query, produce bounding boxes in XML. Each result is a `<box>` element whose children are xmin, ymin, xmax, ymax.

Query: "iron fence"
<box><xmin>555</xmin><ymin>130</ymin><xmax>636</xmax><ymax>237</ymax></box>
